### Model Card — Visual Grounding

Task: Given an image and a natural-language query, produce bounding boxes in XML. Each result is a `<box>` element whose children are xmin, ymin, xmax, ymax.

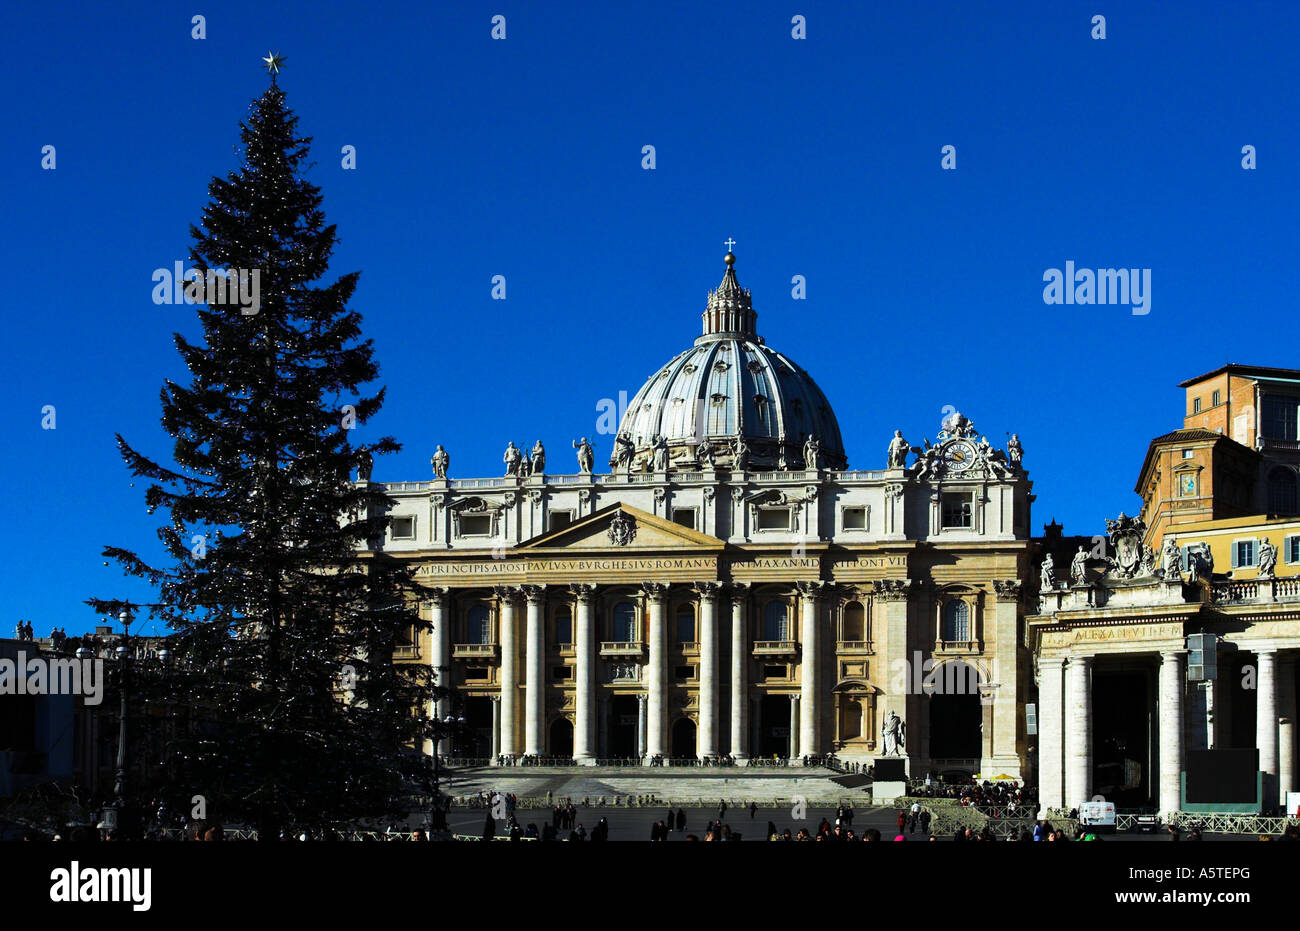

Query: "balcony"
<box><xmin>1260</xmin><ymin>436</ymin><xmax>1300</xmax><ymax>451</ymax></box>
<box><xmin>836</xmin><ymin>640</ymin><xmax>874</xmax><ymax>654</ymax></box>
<box><xmin>1212</xmin><ymin>577</ymin><xmax>1300</xmax><ymax>605</ymax></box>
<box><xmin>453</xmin><ymin>643</ymin><xmax>499</xmax><ymax>660</ymax></box>
<box><xmin>753</xmin><ymin>640</ymin><xmax>799</xmax><ymax>657</ymax></box>
<box><xmin>393</xmin><ymin>644</ymin><xmax>421</xmax><ymax>660</ymax></box>
<box><xmin>600</xmin><ymin>641</ymin><xmax>645</xmax><ymax>657</ymax></box>
<box><xmin>675</xmin><ymin>641</ymin><xmax>700</xmax><ymax>654</ymax></box>
<box><xmin>934</xmin><ymin>639</ymin><xmax>981</xmax><ymax>654</ymax></box>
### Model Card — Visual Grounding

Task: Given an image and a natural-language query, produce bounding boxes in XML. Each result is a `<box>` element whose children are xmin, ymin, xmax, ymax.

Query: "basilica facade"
<box><xmin>375</xmin><ymin>251</ymin><xmax>1035</xmax><ymax>778</ymax></box>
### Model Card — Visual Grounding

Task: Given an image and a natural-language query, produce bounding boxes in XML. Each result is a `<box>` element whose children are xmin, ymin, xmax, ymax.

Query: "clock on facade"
<box><xmin>943</xmin><ymin>440</ymin><xmax>977</xmax><ymax>472</ymax></box>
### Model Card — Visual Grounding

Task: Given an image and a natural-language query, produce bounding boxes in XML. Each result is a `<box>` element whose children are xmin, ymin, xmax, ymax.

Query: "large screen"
<box><xmin>1184</xmin><ymin>748</ymin><xmax>1258</xmax><ymax>804</ymax></box>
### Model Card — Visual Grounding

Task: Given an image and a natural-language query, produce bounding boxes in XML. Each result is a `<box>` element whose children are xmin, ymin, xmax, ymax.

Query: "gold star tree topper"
<box><xmin>262</xmin><ymin>51</ymin><xmax>286</xmax><ymax>75</ymax></box>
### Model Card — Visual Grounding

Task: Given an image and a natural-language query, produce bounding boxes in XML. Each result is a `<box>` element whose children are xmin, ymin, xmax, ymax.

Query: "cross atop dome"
<box><xmin>702</xmin><ymin>244</ymin><xmax>755</xmax><ymax>341</ymax></box>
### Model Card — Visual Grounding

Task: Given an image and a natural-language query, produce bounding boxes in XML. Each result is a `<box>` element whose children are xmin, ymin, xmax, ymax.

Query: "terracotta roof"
<box><xmin>1148</xmin><ymin>428</ymin><xmax>1225</xmax><ymax>445</ymax></box>
<box><xmin>1178</xmin><ymin>363</ymin><xmax>1300</xmax><ymax>387</ymax></box>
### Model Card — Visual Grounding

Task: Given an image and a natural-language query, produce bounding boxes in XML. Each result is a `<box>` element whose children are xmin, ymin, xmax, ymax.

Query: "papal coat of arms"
<box><xmin>1104</xmin><ymin>512</ymin><xmax>1146</xmax><ymax>579</ymax></box>
<box><xmin>607</xmin><ymin>510</ymin><xmax>637</xmax><ymax>546</ymax></box>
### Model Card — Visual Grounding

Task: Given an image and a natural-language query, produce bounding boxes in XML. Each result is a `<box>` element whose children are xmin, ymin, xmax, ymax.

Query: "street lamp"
<box><xmin>103</xmin><ymin>608</ymin><xmax>133</xmax><ymax>839</ymax></box>
<box><xmin>430</xmin><ymin>711</ymin><xmax>466</xmax><ymax>833</ymax></box>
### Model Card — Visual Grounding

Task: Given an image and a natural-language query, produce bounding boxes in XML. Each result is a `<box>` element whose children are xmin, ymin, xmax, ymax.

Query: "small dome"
<box><xmin>614</xmin><ymin>251</ymin><xmax>846</xmax><ymax>472</ymax></box>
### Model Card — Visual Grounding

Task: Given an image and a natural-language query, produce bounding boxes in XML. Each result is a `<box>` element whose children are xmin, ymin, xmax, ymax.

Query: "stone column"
<box><xmin>1256</xmin><ymin>649</ymin><xmax>1278</xmax><ymax>804</ymax></box>
<box><xmin>643</xmin><ymin>582</ymin><xmax>669</xmax><ymax>760</ymax></box>
<box><xmin>427</xmin><ymin>588</ymin><xmax>451</xmax><ymax>757</ymax></box>
<box><xmin>797</xmin><ymin>581</ymin><xmax>825</xmax><ymax>759</ymax></box>
<box><xmin>637</xmin><ymin>694</ymin><xmax>648</xmax><ymax>759</ymax></box>
<box><xmin>489</xmin><ymin>695</ymin><xmax>501</xmax><ymax>761</ymax></box>
<box><xmin>571</xmin><ymin>584</ymin><xmax>596</xmax><ymax>764</ymax></box>
<box><xmin>1158</xmin><ymin>650</ymin><xmax>1184</xmax><ymax>818</ymax></box>
<box><xmin>789</xmin><ymin>694</ymin><xmax>801</xmax><ymax>759</ymax></box>
<box><xmin>989</xmin><ymin>581</ymin><xmax>1023</xmax><ymax>778</ymax></box>
<box><xmin>494</xmin><ymin>586</ymin><xmax>520</xmax><ymax>760</ymax></box>
<box><xmin>1279</xmin><ymin>658</ymin><xmax>1296</xmax><ymax>811</ymax></box>
<box><xmin>729</xmin><ymin>584</ymin><xmax>749</xmax><ymax>759</ymax></box>
<box><xmin>523</xmin><ymin>585</ymin><xmax>547</xmax><ymax>757</ymax></box>
<box><xmin>750</xmin><ymin>695</ymin><xmax>762</xmax><ymax>758</ymax></box>
<box><xmin>1064</xmin><ymin>654</ymin><xmax>1092</xmax><ymax>810</ymax></box>
<box><xmin>696</xmin><ymin>582</ymin><xmax>721</xmax><ymax>759</ymax></box>
<box><xmin>598</xmin><ymin>695</ymin><xmax>609</xmax><ymax>759</ymax></box>
<box><xmin>1037</xmin><ymin>657</ymin><xmax>1065</xmax><ymax>812</ymax></box>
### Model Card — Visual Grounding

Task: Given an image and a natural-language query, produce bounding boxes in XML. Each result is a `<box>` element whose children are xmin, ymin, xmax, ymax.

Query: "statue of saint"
<box><xmin>887</xmin><ymin>430</ymin><xmax>909</xmax><ymax>469</ymax></box>
<box><xmin>610</xmin><ymin>433</ymin><xmax>635</xmax><ymax>474</ymax></box>
<box><xmin>431</xmin><ymin>445</ymin><xmax>450</xmax><ymax>479</ymax></box>
<box><xmin>573</xmin><ymin>437</ymin><xmax>594</xmax><ymax>474</ymax></box>
<box><xmin>881</xmin><ymin>709</ymin><xmax>906</xmax><ymax>757</ymax></box>
<box><xmin>355</xmin><ymin>446</ymin><xmax>373</xmax><ymax>483</ymax></box>
<box><xmin>1139</xmin><ymin>543</ymin><xmax>1157</xmax><ymax>577</ymax></box>
<box><xmin>1161</xmin><ymin>537</ymin><xmax>1181</xmax><ymax>581</ymax></box>
<box><xmin>1040</xmin><ymin>553</ymin><xmax>1056</xmax><ymax>591</ymax></box>
<box><xmin>503</xmin><ymin>441</ymin><xmax>522</xmax><ymax>477</ymax></box>
<box><xmin>1070</xmin><ymin>545</ymin><xmax>1089</xmax><ymax>586</ymax></box>
<box><xmin>530</xmin><ymin>440</ymin><xmax>546</xmax><ymax>475</ymax></box>
<box><xmin>697</xmin><ymin>438</ymin><xmax>716</xmax><ymax>468</ymax></box>
<box><xmin>1259</xmin><ymin>537</ymin><xmax>1278</xmax><ymax>579</ymax></box>
<box><xmin>733</xmin><ymin>434</ymin><xmax>749</xmax><ymax>472</ymax></box>
<box><xmin>652</xmin><ymin>435</ymin><xmax>669</xmax><ymax>472</ymax></box>
<box><xmin>1007</xmin><ymin>433</ymin><xmax>1024</xmax><ymax>469</ymax></box>
<box><xmin>803</xmin><ymin>434</ymin><xmax>820</xmax><ymax>470</ymax></box>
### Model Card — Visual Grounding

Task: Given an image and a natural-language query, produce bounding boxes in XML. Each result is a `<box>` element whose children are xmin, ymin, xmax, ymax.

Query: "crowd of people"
<box><xmin>907</xmin><ymin>778</ymin><xmax>1037</xmax><ymax>813</ymax></box>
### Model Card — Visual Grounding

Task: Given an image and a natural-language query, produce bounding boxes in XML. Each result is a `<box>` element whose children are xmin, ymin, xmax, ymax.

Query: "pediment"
<box><xmin>517</xmin><ymin>503</ymin><xmax>725</xmax><ymax>552</ymax></box>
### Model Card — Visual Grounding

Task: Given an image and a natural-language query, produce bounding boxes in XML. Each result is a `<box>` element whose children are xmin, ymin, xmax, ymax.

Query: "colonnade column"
<box><xmin>571</xmin><ymin>584</ymin><xmax>596</xmax><ymax>764</ymax></box>
<box><xmin>637</xmin><ymin>694</ymin><xmax>648</xmax><ymax>759</ymax></box>
<box><xmin>789</xmin><ymin>695</ymin><xmax>801</xmax><ymax>759</ymax></box>
<box><xmin>696</xmin><ymin>582</ymin><xmax>721</xmax><ymax>759</ymax></box>
<box><xmin>797</xmin><ymin>580</ymin><xmax>825</xmax><ymax>760</ymax></box>
<box><xmin>874</xmin><ymin>579</ymin><xmax>912</xmax><ymax>772</ymax></box>
<box><xmin>494</xmin><ymin>586</ymin><xmax>520</xmax><ymax>761</ymax></box>
<box><xmin>522</xmin><ymin>585</ymin><xmax>547</xmax><ymax>757</ymax></box>
<box><xmin>1256</xmin><ymin>649</ymin><xmax>1278</xmax><ymax>805</ymax></box>
<box><xmin>1064</xmin><ymin>654</ymin><xmax>1092</xmax><ymax>810</ymax></box>
<box><xmin>489</xmin><ymin>695</ymin><xmax>501</xmax><ymax>760</ymax></box>
<box><xmin>643</xmin><ymin>583</ymin><xmax>668</xmax><ymax>761</ymax></box>
<box><xmin>1158</xmin><ymin>650</ymin><xmax>1184</xmax><ymax>818</ymax></box>
<box><xmin>1036</xmin><ymin>657</ymin><xmax>1065</xmax><ymax>813</ymax></box>
<box><xmin>729</xmin><ymin>584</ymin><xmax>750</xmax><ymax>759</ymax></box>
<box><xmin>427</xmin><ymin>587</ymin><xmax>451</xmax><ymax>757</ymax></box>
<box><xmin>1279</xmin><ymin>657</ymin><xmax>1296</xmax><ymax>810</ymax></box>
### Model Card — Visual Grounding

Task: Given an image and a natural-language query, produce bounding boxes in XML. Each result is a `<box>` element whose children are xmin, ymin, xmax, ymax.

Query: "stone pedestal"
<box><xmin>872</xmin><ymin>782</ymin><xmax>909</xmax><ymax>804</ymax></box>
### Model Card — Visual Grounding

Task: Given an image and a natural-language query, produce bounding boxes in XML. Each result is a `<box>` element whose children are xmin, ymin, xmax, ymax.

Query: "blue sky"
<box><xmin>4</xmin><ymin>0</ymin><xmax>1297</xmax><ymax>635</ymax></box>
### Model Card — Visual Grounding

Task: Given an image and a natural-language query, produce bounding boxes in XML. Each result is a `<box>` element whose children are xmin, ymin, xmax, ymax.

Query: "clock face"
<box><xmin>943</xmin><ymin>441</ymin><xmax>976</xmax><ymax>472</ymax></box>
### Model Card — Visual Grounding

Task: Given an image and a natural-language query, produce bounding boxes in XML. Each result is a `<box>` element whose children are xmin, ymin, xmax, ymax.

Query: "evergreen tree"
<box><xmin>89</xmin><ymin>72</ymin><xmax>440</xmax><ymax>837</ymax></box>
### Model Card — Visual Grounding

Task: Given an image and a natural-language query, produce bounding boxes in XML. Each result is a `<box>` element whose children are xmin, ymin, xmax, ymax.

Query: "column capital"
<box><xmin>1069</xmin><ymin>652</ymin><xmax>1095</xmax><ymax>667</ymax></box>
<box><xmin>1038</xmin><ymin>655</ymin><xmax>1066</xmax><ymax>669</ymax></box>
<box><xmin>694</xmin><ymin>581</ymin><xmax>724</xmax><ymax>599</ymax></box>
<box><xmin>489</xmin><ymin>694</ymin><xmax>501</xmax><ymax>703</ymax></box>
<box><xmin>992</xmin><ymin>579</ymin><xmax>1023</xmax><ymax>602</ymax></box>
<box><xmin>641</xmin><ymin>581</ymin><xmax>669</xmax><ymax>602</ymax></box>
<box><xmin>637</xmin><ymin>693</ymin><xmax>649</xmax><ymax>707</ymax></box>
<box><xmin>569</xmin><ymin>583</ymin><xmax>597</xmax><ymax>602</ymax></box>
<box><xmin>796</xmin><ymin>579</ymin><xmax>830</xmax><ymax>599</ymax></box>
<box><xmin>493</xmin><ymin>584</ymin><xmax>523</xmax><ymax>602</ymax></box>
<box><xmin>872</xmin><ymin>578</ymin><xmax>912</xmax><ymax>602</ymax></box>
<box><xmin>522</xmin><ymin>583</ymin><xmax>547</xmax><ymax>604</ymax></box>
<box><xmin>1159</xmin><ymin>649</ymin><xmax>1185</xmax><ymax>662</ymax></box>
<box><xmin>423</xmin><ymin>585</ymin><xmax>451</xmax><ymax>606</ymax></box>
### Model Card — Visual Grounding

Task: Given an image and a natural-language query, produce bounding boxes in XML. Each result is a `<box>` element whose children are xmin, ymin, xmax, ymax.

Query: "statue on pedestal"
<box><xmin>803</xmin><ymin>434</ymin><xmax>821</xmax><ymax>470</ymax></box>
<box><xmin>1070</xmin><ymin>545</ymin><xmax>1089</xmax><ymax>586</ymax></box>
<box><xmin>881</xmin><ymin>709</ymin><xmax>906</xmax><ymax>757</ymax></box>
<box><xmin>887</xmin><ymin>430</ymin><xmax>909</xmax><ymax>469</ymax></box>
<box><xmin>610</xmin><ymin>433</ymin><xmax>634</xmax><ymax>475</ymax></box>
<box><xmin>697</xmin><ymin>438</ymin><xmax>716</xmax><ymax>469</ymax></box>
<box><xmin>652</xmin><ymin>435</ymin><xmax>669</xmax><ymax>472</ymax></box>
<box><xmin>503</xmin><ymin>441</ymin><xmax>522</xmax><ymax>477</ymax></box>
<box><xmin>354</xmin><ymin>446</ymin><xmax>373</xmax><ymax>483</ymax></box>
<box><xmin>1259</xmin><ymin>537</ymin><xmax>1278</xmax><ymax>579</ymax></box>
<box><xmin>1007</xmin><ymin>433</ymin><xmax>1024</xmax><ymax>469</ymax></box>
<box><xmin>1160</xmin><ymin>537</ymin><xmax>1181</xmax><ymax>582</ymax></box>
<box><xmin>431</xmin><ymin>445</ymin><xmax>450</xmax><ymax>479</ymax></box>
<box><xmin>573</xmin><ymin>437</ymin><xmax>594</xmax><ymax>474</ymax></box>
<box><xmin>733</xmin><ymin>434</ymin><xmax>749</xmax><ymax>472</ymax></box>
<box><xmin>1040</xmin><ymin>553</ymin><xmax>1057</xmax><ymax>591</ymax></box>
<box><xmin>530</xmin><ymin>440</ymin><xmax>546</xmax><ymax>475</ymax></box>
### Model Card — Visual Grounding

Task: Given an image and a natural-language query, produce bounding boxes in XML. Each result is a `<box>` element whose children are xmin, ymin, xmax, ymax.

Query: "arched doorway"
<box><xmin>839</xmin><ymin>698</ymin><xmax>863</xmax><ymax>740</ymax></box>
<box><xmin>758</xmin><ymin>694</ymin><xmax>793</xmax><ymax>758</ymax></box>
<box><xmin>459</xmin><ymin>696</ymin><xmax>494</xmax><ymax>758</ymax></box>
<box><xmin>671</xmin><ymin>717</ymin><xmax>697</xmax><ymax>759</ymax></box>
<box><xmin>929</xmin><ymin>661</ymin><xmax>982</xmax><ymax>770</ymax></box>
<box><xmin>549</xmin><ymin>717</ymin><xmax>574</xmax><ymax>758</ymax></box>
<box><xmin>609</xmin><ymin>695</ymin><xmax>639</xmax><ymax>758</ymax></box>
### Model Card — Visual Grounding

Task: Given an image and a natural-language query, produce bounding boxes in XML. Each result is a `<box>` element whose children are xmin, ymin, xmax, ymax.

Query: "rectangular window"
<box><xmin>762</xmin><ymin>664</ymin><xmax>787</xmax><ymax>681</ymax></box>
<box><xmin>554</xmin><ymin>614</ymin><xmax>573</xmax><ymax>646</ymax></box>
<box><xmin>548</xmin><ymin>510</ymin><xmax>573</xmax><ymax>532</ymax></box>
<box><xmin>459</xmin><ymin>514</ymin><xmax>491</xmax><ymax>536</ymax></box>
<box><xmin>465</xmin><ymin>667</ymin><xmax>489</xmax><ymax>682</ymax></box>
<box><xmin>673</xmin><ymin>665</ymin><xmax>694</xmax><ymax>682</ymax></box>
<box><xmin>1181</xmin><ymin>449</ymin><xmax>1195</xmax><ymax>459</ymax></box>
<box><xmin>1286</xmin><ymin>536</ymin><xmax>1300</xmax><ymax>563</ymax></box>
<box><xmin>552</xmin><ymin>665</ymin><xmax>572</xmax><ymax>681</ymax></box>
<box><xmin>672</xmin><ymin>508</ymin><xmax>697</xmax><ymax>530</ymax></box>
<box><xmin>1193</xmin><ymin>396</ymin><xmax>1202</xmax><ymax>413</ymax></box>
<box><xmin>391</xmin><ymin>516</ymin><xmax>415</xmax><ymax>540</ymax></box>
<box><xmin>1232</xmin><ymin>539</ymin><xmax>1257</xmax><ymax>568</ymax></box>
<box><xmin>842</xmin><ymin>507</ymin><xmax>866</xmax><ymax>530</ymax></box>
<box><xmin>757</xmin><ymin>508</ymin><xmax>792</xmax><ymax>531</ymax></box>
<box><xmin>1262</xmin><ymin>395</ymin><xmax>1299</xmax><ymax>440</ymax></box>
<box><xmin>941</xmin><ymin>493</ymin><xmax>972</xmax><ymax>528</ymax></box>
<box><xmin>1212</xmin><ymin>389</ymin><xmax>1222</xmax><ymax>407</ymax></box>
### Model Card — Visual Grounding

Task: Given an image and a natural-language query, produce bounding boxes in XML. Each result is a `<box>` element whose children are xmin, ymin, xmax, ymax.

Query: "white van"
<box><xmin>1078</xmin><ymin>800</ymin><xmax>1117</xmax><ymax>832</ymax></box>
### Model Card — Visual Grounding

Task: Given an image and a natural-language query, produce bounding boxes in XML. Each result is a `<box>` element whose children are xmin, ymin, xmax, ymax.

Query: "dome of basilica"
<box><xmin>613</xmin><ymin>251</ymin><xmax>847</xmax><ymax>473</ymax></box>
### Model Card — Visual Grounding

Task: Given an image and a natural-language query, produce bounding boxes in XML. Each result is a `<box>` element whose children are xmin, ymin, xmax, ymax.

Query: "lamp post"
<box><xmin>102</xmin><ymin>607</ymin><xmax>134</xmax><ymax>838</ymax></box>
<box><xmin>430</xmin><ymin>711</ymin><xmax>466</xmax><ymax>833</ymax></box>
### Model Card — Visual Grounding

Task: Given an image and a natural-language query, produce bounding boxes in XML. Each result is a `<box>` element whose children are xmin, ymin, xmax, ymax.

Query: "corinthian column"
<box><xmin>1036</xmin><ymin>657</ymin><xmax>1065</xmax><ymax>812</ymax></box>
<box><xmin>796</xmin><ymin>581</ymin><xmax>827</xmax><ymax>760</ymax></box>
<box><xmin>729</xmin><ymin>583</ymin><xmax>749</xmax><ymax>759</ymax></box>
<box><xmin>1257</xmin><ymin>649</ymin><xmax>1278</xmax><ymax>804</ymax></box>
<box><xmin>494</xmin><ymin>586</ymin><xmax>521</xmax><ymax>760</ymax></box>
<box><xmin>695</xmin><ymin>582</ymin><xmax>722</xmax><ymax>759</ymax></box>
<box><xmin>427</xmin><ymin>587</ymin><xmax>451</xmax><ymax>757</ymax></box>
<box><xmin>571</xmin><ymin>584</ymin><xmax>597</xmax><ymax>764</ymax></box>
<box><xmin>643</xmin><ymin>582</ymin><xmax>669</xmax><ymax>761</ymax></box>
<box><xmin>522</xmin><ymin>584</ymin><xmax>547</xmax><ymax>757</ymax></box>
<box><xmin>1064</xmin><ymin>654</ymin><xmax>1092</xmax><ymax>810</ymax></box>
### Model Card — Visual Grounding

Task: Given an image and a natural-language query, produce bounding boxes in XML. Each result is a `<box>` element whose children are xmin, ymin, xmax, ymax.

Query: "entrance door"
<box><xmin>758</xmin><ymin>694</ymin><xmax>792</xmax><ymax>758</ymax></box>
<box><xmin>609</xmin><ymin>695</ymin><xmax>638</xmax><ymax>758</ymax></box>
<box><xmin>549</xmin><ymin>717</ymin><xmax>574</xmax><ymax>758</ymax></box>
<box><xmin>671</xmin><ymin>718</ymin><xmax>697</xmax><ymax>759</ymax></box>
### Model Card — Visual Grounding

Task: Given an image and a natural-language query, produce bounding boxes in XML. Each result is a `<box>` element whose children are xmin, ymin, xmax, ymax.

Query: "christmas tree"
<box><xmin>90</xmin><ymin>60</ymin><xmax>441</xmax><ymax>838</ymax></box>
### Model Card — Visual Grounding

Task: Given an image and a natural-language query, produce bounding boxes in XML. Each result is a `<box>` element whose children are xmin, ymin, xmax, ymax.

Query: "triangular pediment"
<box><xmin>518</xmin><ymin>503</ymin><xmax>725</xmax><ymax>552</ymax></box>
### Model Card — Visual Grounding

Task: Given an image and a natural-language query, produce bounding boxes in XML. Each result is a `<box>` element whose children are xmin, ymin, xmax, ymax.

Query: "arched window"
<box><xmin>763</xmin><ymin>601</ymin><xmax>790</xmax><ymax>641</ymax></box>
<box><xmin>612</xmin><ymin>601</ymin><xmax>636</xmax><ymax>642</ymax></box>
<box><xmin>941</xmin><ymin>600</ymin><xmax>970</xmax><ymax>642</ymax></box>
<box><xmin>1269</xmin><ymin>466</ymin><xmax>1298</xmax><ymax>515</ymax></box>
<box><xmin>842</xmin><ymin>602</ymin><xmax>865</xmax><ymax>641</ymax></box>
<box><xmin>467</xmin><ymin>605</ymin><xmax>491</xmax><ymax>644</ymax></box>
<box><xmin>675</xmin><ymin>604</ymin><xmax>695</xmax><ymax>644</ymax></box>
<box><xmin>553</xmin><ymin>606</ymin><xmax>572</xmax><ymax>646</ymax></box>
